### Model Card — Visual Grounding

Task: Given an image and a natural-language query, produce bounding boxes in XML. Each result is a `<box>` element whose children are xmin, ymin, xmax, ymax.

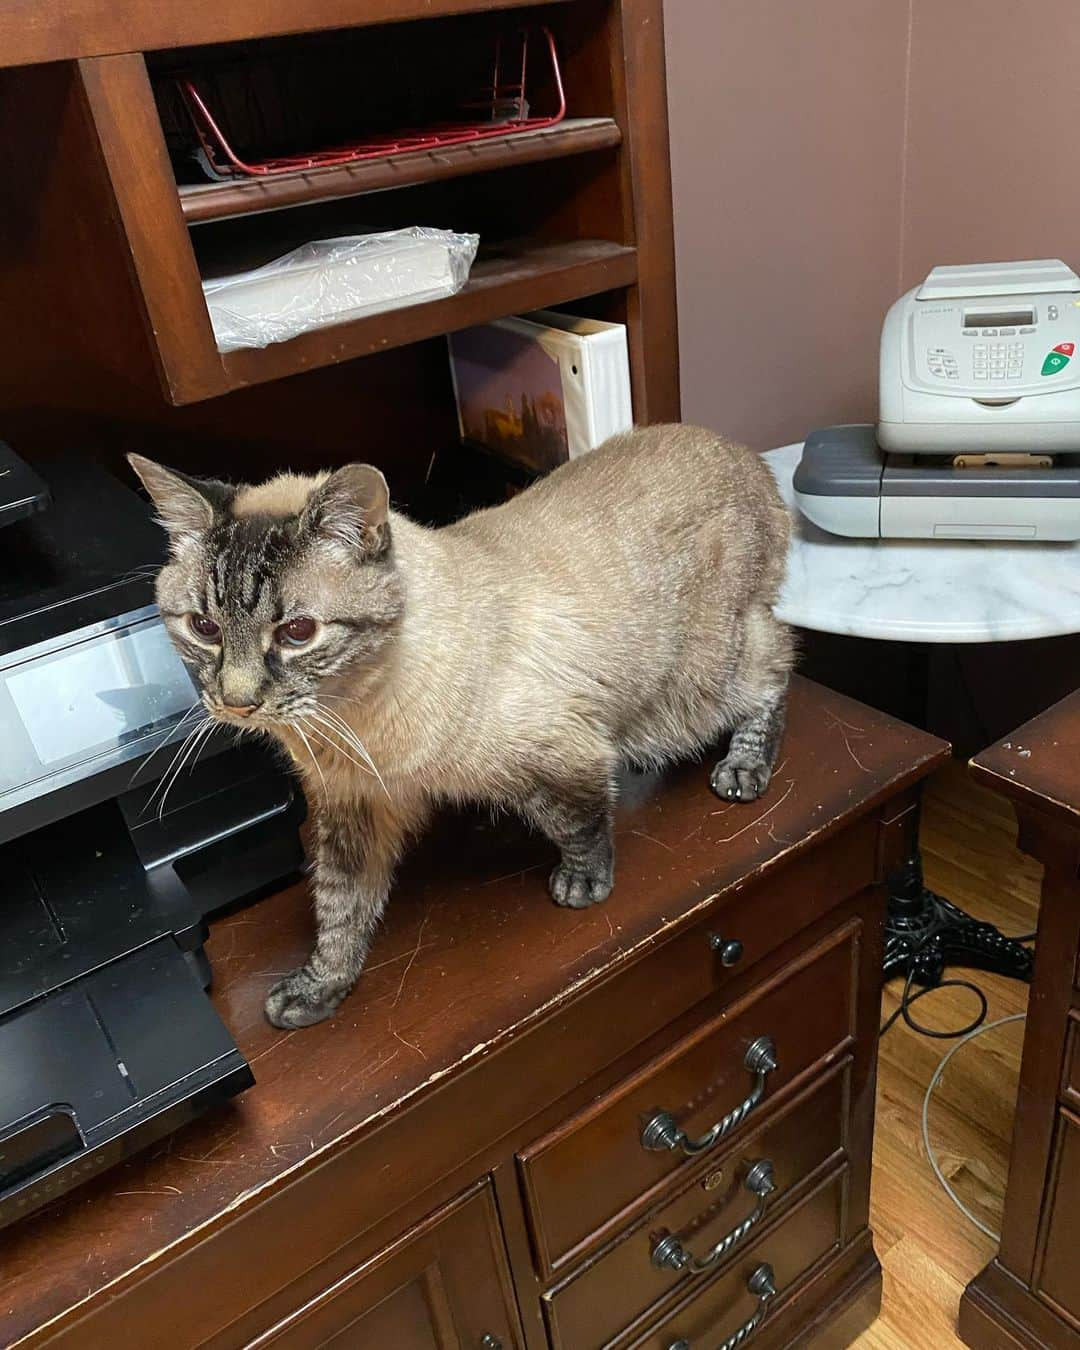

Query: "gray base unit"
<box><xmin>794</xmin><ymin>424</ymin><xmax>1080</xmax><ymax>540</ymax></box>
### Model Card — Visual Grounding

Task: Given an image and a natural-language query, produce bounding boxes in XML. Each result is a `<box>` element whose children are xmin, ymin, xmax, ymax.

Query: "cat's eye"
<box><xmin>275</xmin><ymin>616</ymin><xmax>318</xmax><ymax>648</ymax></box>
<box><xmin>189</xmin><ymin>613</ymin><xmax>221</xmax><ymax>642</ymax></box>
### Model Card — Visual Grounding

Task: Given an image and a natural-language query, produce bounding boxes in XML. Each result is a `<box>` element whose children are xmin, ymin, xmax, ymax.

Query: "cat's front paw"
<box><xmin>550</xmin><ymin>860</ymin><xmax>613</xmax><ymax>909</ymax></box>
<box><xmin>264</xmin><ymin>965</ymin><xmax>351</xmax><ymax>1028</ymax></box>
<box><xmin>710</xmin><ymin>755</ymin><xmax>773</xmax><ymax>803</ymax></box>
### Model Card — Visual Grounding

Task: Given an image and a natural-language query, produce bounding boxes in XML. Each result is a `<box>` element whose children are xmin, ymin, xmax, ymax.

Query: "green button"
<box><xmin>1042</xmin><ymin>352</ymin><xmax>1071</xmax><ymax>376</ymax></box>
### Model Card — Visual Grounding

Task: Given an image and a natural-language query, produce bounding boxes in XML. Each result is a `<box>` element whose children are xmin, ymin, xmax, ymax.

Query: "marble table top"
<box><xmin>765</xmin><ymin>442</ymin><xmax>1080</xmax><ymax>643</ymax></box>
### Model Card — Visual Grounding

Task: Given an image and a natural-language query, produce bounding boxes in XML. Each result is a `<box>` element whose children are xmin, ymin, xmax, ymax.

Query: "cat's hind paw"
<box><xmin>710</xmin><ymin>756</ymin><xmax>772</xmax><ymax>803</ymax></box>
<box><xmin>549</xmin><ymin>860</ymin><xmax>613</xmax><ymax>909</ymax></box>
<box><xmin>264</xmin><ymin>965</ymin><xmax>350</xmax><ymax>1028</ymax></box>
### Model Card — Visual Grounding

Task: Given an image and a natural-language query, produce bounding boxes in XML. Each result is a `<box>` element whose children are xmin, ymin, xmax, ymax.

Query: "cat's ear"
<box><xmin>127</xmin><ymin>455</ymin><xmax>232</xmax><ymax>553</ymax></box>
<box><xmin>301</xmin><ymin>464</ymin><xmax>390</xmax><ymax>558</ymax></box>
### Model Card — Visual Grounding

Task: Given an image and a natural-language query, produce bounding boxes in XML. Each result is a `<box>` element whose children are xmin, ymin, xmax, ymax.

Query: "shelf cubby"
<box><xmin>179</xmin><ymin>118</ymin><xmax>622</xmax><ymax>224</ymax></box>
<box><xmin>219</xmin><ymin>238</ymin><xmax>637</xmax><ymax>387</ymax></box>
<box><xmin>0</xmin><ymin>0</ymin><xmax>677</xmax><ymax>426</ymax></box>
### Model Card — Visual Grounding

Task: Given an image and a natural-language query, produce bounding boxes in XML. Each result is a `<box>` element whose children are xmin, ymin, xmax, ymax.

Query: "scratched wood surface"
<box><xmin>969</xmin><ymin>688</ymin><xmax>1080</xmax><ymax>830</ymax></box>
<box><xmin>0</xmin><ymin>676</ymin><xmax>946</xmax><ymax>1346</ymax></box>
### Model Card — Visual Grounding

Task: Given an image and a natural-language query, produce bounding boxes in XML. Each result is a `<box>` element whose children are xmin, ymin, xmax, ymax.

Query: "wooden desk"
<box><xmin>1</xmin><ymin>678</ymin><xmax>945</xmax><ymax>1349</ymax></box>
<box><xmin>961</xmin><ymin>693</ymin><xmax>1080</xmax><ymax>1350</ymax></box>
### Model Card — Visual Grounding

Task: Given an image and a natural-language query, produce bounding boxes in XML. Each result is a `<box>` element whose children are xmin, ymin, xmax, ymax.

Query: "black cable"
<box><xmin>880</xmin><ymin>894</ymin><xmax>1037</xmax><ymax>1040</ymax></box>
<box><xmin>880</xmin><ymin>965</ymin><xmax>989</xmax><ymax>1040</ymax></box>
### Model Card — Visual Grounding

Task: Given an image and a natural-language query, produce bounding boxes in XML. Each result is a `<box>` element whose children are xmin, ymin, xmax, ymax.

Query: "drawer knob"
<box><xmin>480</xmin><ymin>1337</ymin><xmax>503</xmax><ymax>1350</ymax></box>
<box><xmin>709</xmin><ymin>935</ymin><xmax>744</xmax><ymax>967</ymax></box>
<box><xmin>650</xmin><ymin>1159</ymin><xmax>776</xmax><ymax>1273</ymax></box>
<box><xmin>640</xmin><ymin>1036</ymin><xmax>778</xmax><ymax>1156</ymax></box>
<box><xmin>665</xmin><ymin>1263</ymin><xmax>776</xmax><ymax>1350</ymax></box>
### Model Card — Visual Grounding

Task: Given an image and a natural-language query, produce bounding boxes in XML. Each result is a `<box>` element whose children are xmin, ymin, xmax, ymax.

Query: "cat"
<box><xmin>130</xmin><ymin>423</ymin><xmax>793</xmax><ymax>1029</ymax></box>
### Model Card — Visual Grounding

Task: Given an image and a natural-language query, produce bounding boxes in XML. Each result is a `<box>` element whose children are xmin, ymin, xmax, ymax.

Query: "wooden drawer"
<box><xmin>1034</xmin><ymin>1108</ymin><xmax>1080</xmax><ymax>1330</ymax></box>
<box><xmin>629</xmin><ymin>1169</ymin><xmax>846</xmax><ymax>1350</ymax></box>
<box><xmin>518</xmin><ymin>922</ymin><xmax>859</xmax><ymax>1273</ymax></box>
<box><xmin>245</xmin><ymin>1180</ymin><xmax>520</xmax><ymax>1349</ymax></box>
<box><xmin>609</xmin><ymin>815</ymin><xmax>876</xmax><ymax>1039</ymax></box>
<box><xmin>544</xmin><ymin>1063</ymin><xmax>849</xmax><ymax>1350</ymax></box>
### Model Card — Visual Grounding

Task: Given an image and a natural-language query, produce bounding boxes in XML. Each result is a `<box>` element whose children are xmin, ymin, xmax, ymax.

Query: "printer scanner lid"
<box><xmin>916</xmin><ymin>259</ymin><xmax>1080</xmax><ymax>301</ymax></box>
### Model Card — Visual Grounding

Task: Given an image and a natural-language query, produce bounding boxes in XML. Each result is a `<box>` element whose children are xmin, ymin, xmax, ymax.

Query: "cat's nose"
<box><xmin>222</xmin><ymin>702</ymin><xmax>261</xmax><ymax>717</ymax></box>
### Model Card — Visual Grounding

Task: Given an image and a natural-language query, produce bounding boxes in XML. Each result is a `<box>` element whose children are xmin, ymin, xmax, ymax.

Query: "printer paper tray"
<box><xmin>0</xmin><ymin>938</ymin><xmax>252</xmax><ymax>1230</ymax></box>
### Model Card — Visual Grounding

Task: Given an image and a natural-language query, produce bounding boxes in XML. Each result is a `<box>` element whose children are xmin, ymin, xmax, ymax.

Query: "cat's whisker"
<box><xmin>309</xmin><ymin>703</ymin><xmax>370</xmax><ymax>755</ymax></box>
<box><xmin>187</xmin><ymin>717</ymin><xmax>217</xmax><ymax>772</ymax></box>
<box><xmin>307</xmin><ymin>709</ymin><xmax>390</xmax><ymax>796</ymax></box>
<box><xmin>305</xmin><ymin>711</ymin><xmax>375</xmax><ymax>775</ymax></box>
<box><xmin>302</xmin><ymin>717</ymin><xmax>379</xmax><ymax>781</ymax></box>
<box><xmin>293</xmin><ymin>720</ymin><xmax>328</xmax><ymax>797</ymax></box>
<box><xmin>157</xmin><ymin>718</ymin><xmax>216</xmax><ymax>822</ymax></box>
<box><xmin>128</xmin><ymin>701</ymin><xmax>205</xmax><ymax>787</ymax></box>
<box><xmin>313</xmin><ymin>701</ymin><xmax>377</xmax><ymax>765</ymax></box>
<box><xmin>150</xmin><ymin>730</ymin><xmax>196</xmax><ymax>823</ymax></box>
<box><xmin>141</xmin><ymin>714</ymin><xmax>208</xmax><ymax>816</ymax></box>
<box><xmin>113</xmin><ymin>563</ymin><xmax>162</xmax><ymax>587</ymax></box>
<box><xmin>311</xmin><ymin>704</ymin><xmax>390</xmax><ymax>799</ymax></box>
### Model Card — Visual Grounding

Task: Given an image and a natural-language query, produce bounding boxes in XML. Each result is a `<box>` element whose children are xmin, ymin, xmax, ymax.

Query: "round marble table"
<box><xmin>764</xmin><ymin>441</ymin><xmax>1049</xmax><ymax>989</ymax></box>
<box><xmin>764</xmin><ymin>442</ymin><xmax>1080</xmax><ymax>643</ymax></box>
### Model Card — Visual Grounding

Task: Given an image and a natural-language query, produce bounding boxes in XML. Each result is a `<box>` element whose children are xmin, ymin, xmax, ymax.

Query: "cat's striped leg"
<box><xmin>710</xmin><ymin>683</ymin><xmax>787</xmax><ymax>803</ymax></box>
<box><xmin>521</xmin><ymin>754</ymin><xmax>617</xmax><ymax>909</ymax></box>
<box><xmin>264</xmin><ymin>795</ymin><xmax>420</xmax><ymax>1028</ymax></box>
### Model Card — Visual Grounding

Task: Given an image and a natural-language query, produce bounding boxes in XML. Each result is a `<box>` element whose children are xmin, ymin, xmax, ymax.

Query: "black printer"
<box><xmin>0</xmin><ymin>445</ymin><xmax>305</xmax><ymax>1229</ymax></box>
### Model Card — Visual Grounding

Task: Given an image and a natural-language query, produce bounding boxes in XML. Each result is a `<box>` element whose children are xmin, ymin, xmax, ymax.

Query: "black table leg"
<box><xmin>883</xmin><ymin>852</ymin><xmax>1033</xmax><ymax>986</ymax></box>
<box><xmin>884</xmin><ymin>643</ymin><xmax>1033</xmax><ymax>987</ymax></box>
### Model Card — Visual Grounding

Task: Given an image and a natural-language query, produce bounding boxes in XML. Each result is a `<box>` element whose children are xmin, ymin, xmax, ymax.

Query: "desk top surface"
<box><xmin>766</xmin><ymin>443</ymin><xmax>1080</xmax><ymax>644</ymax></box>
<box><xmin>1</xmin><ymin>677</ymin><xmax>946</xmax><ymax>1347</ymax></box>
<box><xmin>971</xmin><ymin>688</ymin><xmax>1080</xmax><ymax>827</ymax></box>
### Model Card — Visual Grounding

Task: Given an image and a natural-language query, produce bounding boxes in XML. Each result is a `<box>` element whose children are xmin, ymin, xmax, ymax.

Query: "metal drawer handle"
<box><xmin>640</xmin><ymin>1037</ymin><xmax>778</xmax><ymax>1156</ymax></box>
<box><xmin>651</xmin><ymin>1160</ymin><xmax>775</xmax><ymax>1273</ymax></box>
<box><xmin>708</xmin><ymin>934</ymin><xmax>744</xmax><ymax>967</ymax></box>
<box><xmin>665</xmin><ymin>1262</ymin><xmax>777</xmax><ymax>1350</ymax></box>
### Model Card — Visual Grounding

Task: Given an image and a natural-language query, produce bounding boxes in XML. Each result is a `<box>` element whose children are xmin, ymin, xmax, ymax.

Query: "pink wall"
<box><xmin>663</xmin><ymin>0</ymin><xmax>911</xmax><ymax>448</ymax></box>
<box><xmin>901</xmin><ymin>2</ymin><xmax>1080</xmax><ymax>288</ymax></box>
<box><xmin>664</xmin><ymin>0</ymin><xmax>1080</xmax><ymax>448</ymax></box>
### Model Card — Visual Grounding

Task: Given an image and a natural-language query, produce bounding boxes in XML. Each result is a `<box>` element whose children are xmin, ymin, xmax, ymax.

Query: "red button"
<box><xmin>1054</xmin><ymin>342</ymin><xmax>1075</xmax><ymax>356</ymax></box>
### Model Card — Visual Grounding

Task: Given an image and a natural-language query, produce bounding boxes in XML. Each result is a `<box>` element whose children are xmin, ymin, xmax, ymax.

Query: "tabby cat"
<box><xmin>130</xmin><ymin>424</ymin><xmax>793</xmax><ymax>1028</ymax></box>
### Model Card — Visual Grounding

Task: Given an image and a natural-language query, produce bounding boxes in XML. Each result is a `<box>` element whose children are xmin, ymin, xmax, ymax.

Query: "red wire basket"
<box><xmin>178</xmin><ymin>26</ymin><xmax>567</xmax><ymax>181</ymax></box>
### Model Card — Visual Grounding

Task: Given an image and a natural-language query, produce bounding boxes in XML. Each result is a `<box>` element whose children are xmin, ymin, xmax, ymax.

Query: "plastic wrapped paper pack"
<box><xmin>202</xmin><ymin>227</ymin><xmax>480</xmax><ymax>353</ymax></box>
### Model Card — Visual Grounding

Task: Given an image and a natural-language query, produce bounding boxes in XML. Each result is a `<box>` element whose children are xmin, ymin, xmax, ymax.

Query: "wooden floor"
<box><xmin>852</xmin><ymin>758</ymin><xmax>1043</xmax><ymax>1350</ymax></box>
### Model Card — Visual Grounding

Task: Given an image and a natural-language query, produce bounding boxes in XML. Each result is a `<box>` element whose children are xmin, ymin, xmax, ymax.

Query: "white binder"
<box><xmin>515</xmin><ymin>310</ymin><xmax>633</xmax><ymax>456</ymax></box>
<box><xmin>449</xmin><ymin>310</ymin><xmax>632</xmax><ymax>466</ymax></box>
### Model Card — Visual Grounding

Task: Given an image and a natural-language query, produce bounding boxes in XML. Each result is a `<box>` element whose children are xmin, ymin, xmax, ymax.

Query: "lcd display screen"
<box><xmin>5</xmin><ymin>621</ymin><xmax>194</xmax><ymax>768</ymax></box>
<box><xmin>964</xmin><ymin>309</ymin><xmax>1035</xmax><ymax>328</ymax></box>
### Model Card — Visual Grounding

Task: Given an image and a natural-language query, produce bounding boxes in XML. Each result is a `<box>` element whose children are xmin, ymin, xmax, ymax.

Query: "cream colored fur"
<box><xmin>134</xmin><ymin>424</ymin><xmax>792</xmax><ymax>1026</ymax></box>
<box><xmin>280</xmin><ymin>423</ymin><xmax>791</xmax><ymax>817</ymax></box>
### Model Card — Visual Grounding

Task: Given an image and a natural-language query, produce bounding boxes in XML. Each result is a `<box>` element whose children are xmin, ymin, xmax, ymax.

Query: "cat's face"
<box><xmin>129</xmin><ymin>457</ymin><xmax>404</xmax><ymax>734</ymax></box>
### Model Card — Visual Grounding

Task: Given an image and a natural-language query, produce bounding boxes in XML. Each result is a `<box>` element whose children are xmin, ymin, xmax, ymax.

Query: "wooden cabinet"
<box><xmin>960</xmin><ymin>693</ymin><xmax>1080</xmax><ymax>1350</ymax></box>
<box><xmin>519</xmin><ymin>925</ymin><xmax>858</xmax><ymax>1274</ymax></box>
<box><xmin>541</xmin><ymin>1067</ymin><xmax>849</xmax><ymax>1348</ymax></box>
<box><xmin>0</xmin><ymin>0</ymin><xmax>677</xmax><ymax>425</ymax></box>
<box><xmin>633</xmin><ymin>1174</ymin><xmax>847</xmax><ymax>1350</ymax></box>
<box><xmin>1036</xmin><ymin>1111</ymin><xmax>1080</xmax><ymax>1328</ymax></box>
<box><xmin>249</xmin><ymin>1183</ymin><xmax>519</xmax><ymax>1349</ymax></box>
<box><xmin>0</xmin><ymin>678</ymin><xmax>947</xmax><ymax>1350</ymax></box>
